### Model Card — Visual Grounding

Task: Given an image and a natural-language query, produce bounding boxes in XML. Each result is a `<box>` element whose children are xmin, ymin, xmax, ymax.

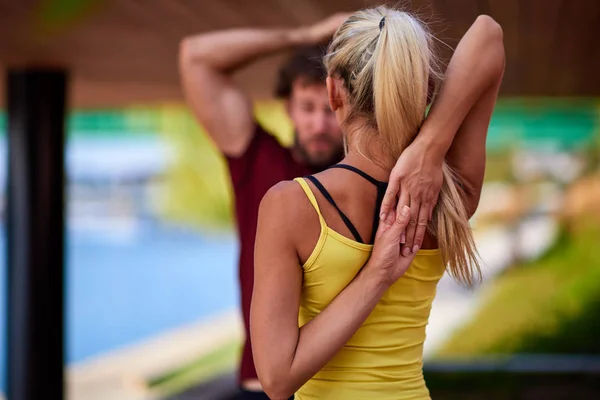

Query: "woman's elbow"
<box><xmin>474</xmin><ymin>15</ymin><xmax>505</xmax><ymax>75</ymax></box>
<box><xmin>258</xmin><ymin>372</ymin><xmax>295</xmax><ymax>400</ymax></box>
<box><xmin>253</xmin><ymin>351</ymin><xmax>294</xmax><ymax>399</ymax></box>
<box><xmin>465</xmin><ymin>191</ymin><xmax>482</xmax><ymax>220</ymax></box>
<box><xmin>475</xmin><ymin>15</ymin><xmax>503</xmax><ymax>43</ymax></box>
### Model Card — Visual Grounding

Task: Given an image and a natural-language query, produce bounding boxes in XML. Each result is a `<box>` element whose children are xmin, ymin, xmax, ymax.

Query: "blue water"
<box><xmin>0</xmin><ymin>223</ymin><xmax>239</xmax><ymax>390</ymax></box>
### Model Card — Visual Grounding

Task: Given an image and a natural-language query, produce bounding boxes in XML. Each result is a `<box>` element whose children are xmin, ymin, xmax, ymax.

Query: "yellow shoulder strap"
<box><xmin>294</xmin><ymin>178</ymin><xmax>326</xmax><ymax>226</ymax></box>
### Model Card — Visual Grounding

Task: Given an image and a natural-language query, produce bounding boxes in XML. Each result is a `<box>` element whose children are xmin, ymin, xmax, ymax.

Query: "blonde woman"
<box><xmin>251</xmin><ymin>7</ymin><xmax>504</xmax><ymax>400</ymax></box>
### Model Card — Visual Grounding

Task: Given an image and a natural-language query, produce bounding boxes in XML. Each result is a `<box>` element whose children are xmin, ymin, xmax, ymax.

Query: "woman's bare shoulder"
<box><xmin>260</xmin><ymin>180</ymin><xmax>305</xmax><ymax>212</ymax></box>
<box><xmin>258</xmin><ymin>179</ymin><xmax>321</xmax><ymax>251</ymax></box>
<box><xmin>259</xmin><ymin>180</ymin><xmax>317</xmax><ymax>225</ymax></box>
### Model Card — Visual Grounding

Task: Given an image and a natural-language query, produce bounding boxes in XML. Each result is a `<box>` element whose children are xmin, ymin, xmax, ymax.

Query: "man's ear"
<box><xmin>326</xmin><ymin>76</ymin><xmax>342</xmax><ymax>112</ymax></box>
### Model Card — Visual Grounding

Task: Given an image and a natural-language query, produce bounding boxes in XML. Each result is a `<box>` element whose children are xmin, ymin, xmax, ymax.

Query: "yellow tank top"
<box><xmin>294</xmin><ymin>177</ymin><xmax>446</xmax><ymax>400</ymax></box>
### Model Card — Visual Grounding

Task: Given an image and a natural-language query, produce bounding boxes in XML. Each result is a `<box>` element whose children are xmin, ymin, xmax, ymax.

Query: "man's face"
<box><xmin>286</xmin><ymin>79</ymin><xmax>344</xmax><ymax>169</ymax></box>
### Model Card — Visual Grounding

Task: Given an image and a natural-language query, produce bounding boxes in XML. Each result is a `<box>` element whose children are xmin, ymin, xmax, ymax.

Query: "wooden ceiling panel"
<box><xmin>0</xmin><ymin>0</ymin><xmax>598</xmax><ymax>107</ymax></box>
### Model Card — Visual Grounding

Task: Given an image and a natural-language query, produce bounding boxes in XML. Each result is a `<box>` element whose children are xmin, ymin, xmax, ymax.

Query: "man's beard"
<box><xmin>293</xmin><ymin>134</ymin><xmax>344</xmax><ymax>172</ymax></box>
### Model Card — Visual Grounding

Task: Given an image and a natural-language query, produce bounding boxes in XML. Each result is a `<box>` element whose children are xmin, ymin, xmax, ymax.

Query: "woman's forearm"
<box><xmin>259</xmin><ymin>266</ymin><xmax>387</xmax><ymax>399</ymax></box>
<box><xmin>416</xmin><ymin>15</ymin><xmax>504</xmax><ymax>160</ymax></box>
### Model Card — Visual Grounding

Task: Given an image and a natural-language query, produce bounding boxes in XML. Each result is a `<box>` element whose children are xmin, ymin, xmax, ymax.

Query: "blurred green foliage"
<box><xmin>437</xmin><ymin>217</ymin><xmax>600</xmax><ymax>357</ymax></box>
<box><xmin>148</xmin><ymin>340</ymin><xmax>240</xmax><ymax>397</ymax></box>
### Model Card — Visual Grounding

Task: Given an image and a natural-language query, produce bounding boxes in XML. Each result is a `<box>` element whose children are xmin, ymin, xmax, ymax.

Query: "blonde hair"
<box><xmin>325</xmin><ymin>6</ymin><xmax>480</xmax><ymax>286</ymax></box>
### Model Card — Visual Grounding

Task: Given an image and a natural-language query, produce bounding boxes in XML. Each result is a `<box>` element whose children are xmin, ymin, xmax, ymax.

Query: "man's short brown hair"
<box><xmin>275</xmin><ymin>45</ymin><xmax>327</xmax><ymax>98</ymax></box>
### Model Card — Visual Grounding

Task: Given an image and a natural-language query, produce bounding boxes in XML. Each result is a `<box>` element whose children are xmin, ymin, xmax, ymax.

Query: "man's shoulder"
<box><xmin>253</xmin><ymin>123</ymin><xmax>294</xmax><ymax>156</ymax></box>
<box><xmin>226</xmin><ymin>122</ymin><xmax>293</xmax><ymax>163</ymax></box>
<box><xmin>225</xmin><ymin>122</ymin><xmax>304</xmax><ymax>190</ymax></box>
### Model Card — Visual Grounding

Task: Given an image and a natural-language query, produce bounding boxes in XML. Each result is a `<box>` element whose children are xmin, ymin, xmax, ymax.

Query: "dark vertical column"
<box><xmin>5</xmin><ymin>69</ymin><xmax>68</xmax><ymax>400</ymax></box>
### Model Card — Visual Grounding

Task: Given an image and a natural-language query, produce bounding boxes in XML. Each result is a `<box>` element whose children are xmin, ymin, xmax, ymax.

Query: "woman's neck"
<box><xmin>341</xmin><ymin>148</ymin><xmax>395</xmax><ymax>183</ymax></box>
<box><xmin>342</xmin><ymin>124</ymin><xmax>397</xmax><ymax>179</ymax></box>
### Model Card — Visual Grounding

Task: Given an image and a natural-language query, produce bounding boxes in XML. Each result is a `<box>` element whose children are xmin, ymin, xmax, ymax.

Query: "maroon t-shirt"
<box><xmin>225</xmin><ymin>123</ymin><xmax>312</xmax><ymax>383</ymax></box>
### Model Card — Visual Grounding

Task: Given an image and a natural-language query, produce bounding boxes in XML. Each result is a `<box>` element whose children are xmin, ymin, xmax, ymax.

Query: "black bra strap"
<box><xmin>305</xmin><ymin>175</ymin><xmax>364</xmax><ymax>243</ymax></box>
<box><xmin>329</xmin><ymin>164</ymin><xmax>383</xmax><ymax>186</ymax></box>
<box><xmin>329</xmin><ymin>164</ymin><xmax>388</xmax><ymax>244</ymax></box>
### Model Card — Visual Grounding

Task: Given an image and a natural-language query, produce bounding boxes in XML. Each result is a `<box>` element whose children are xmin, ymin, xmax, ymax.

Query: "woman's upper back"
<box><xmin>293</xmin><ymin>164</ymin><xmax>438</xmax><ymax>263</ymax></box>
<box><xmin>290</xmin><ymin>165</ymin><xmax>446</xmax><ymax>399</ymax></box>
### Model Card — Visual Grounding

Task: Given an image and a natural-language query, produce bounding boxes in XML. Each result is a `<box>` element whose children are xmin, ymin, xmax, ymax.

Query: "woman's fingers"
<box><xmin>380</xmin><ymin>176</ymin><xmax>400</xmax><ymax>221</ymax></box>
<box><xmin>402</xmin><ymin>197</ymin><xmax>419</xmax><ymax>256</ymax></box>
<box><xmin>411</xmin><ymin>203</ymin><xmax>430</xmax><ymax>253</ymax></box>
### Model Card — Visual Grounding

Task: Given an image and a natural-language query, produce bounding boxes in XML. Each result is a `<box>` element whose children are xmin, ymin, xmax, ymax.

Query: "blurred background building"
<box><xmin>0</xmin><ymin>1</ymin><xmax>599</xmax><ymax>399</ymax></box>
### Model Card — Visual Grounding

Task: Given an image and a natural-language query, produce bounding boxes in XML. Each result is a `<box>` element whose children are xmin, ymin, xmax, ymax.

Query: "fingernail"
<box><xmin>380</xmin><ymin>212</ymin><xmax>386</xmax><ymax>221</ymax></box>
<box><xmin>402</xmin><ymin>247</ymin><xmax>410</xmax><ymax>257</ymax></box>
<box><xmin>401</xmin><ymin>206</ymin><xmax>410</xmax><ymax>216</ymax></box>
<box><xmin>413</xmin><ymin>245</ymin><xmax>420</xmax><ymax>253</ymax></box>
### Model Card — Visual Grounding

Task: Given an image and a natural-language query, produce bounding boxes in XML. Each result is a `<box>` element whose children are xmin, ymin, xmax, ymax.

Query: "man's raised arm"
<box><xmin>178</xmin><ymin>14</ymin><xmax>349</xmax><ymax>157</ymax></box>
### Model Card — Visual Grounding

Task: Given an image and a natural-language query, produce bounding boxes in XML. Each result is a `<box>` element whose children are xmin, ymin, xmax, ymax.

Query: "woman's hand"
<box><xmin>379</xmin><ymin>139</ymin><xmax>444</xmax><ymax>256</ymax></box>
<box><xmin>367</xmin><ymin>205</ymin><xmax>417</xmax><ymax>287</ymax></box>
